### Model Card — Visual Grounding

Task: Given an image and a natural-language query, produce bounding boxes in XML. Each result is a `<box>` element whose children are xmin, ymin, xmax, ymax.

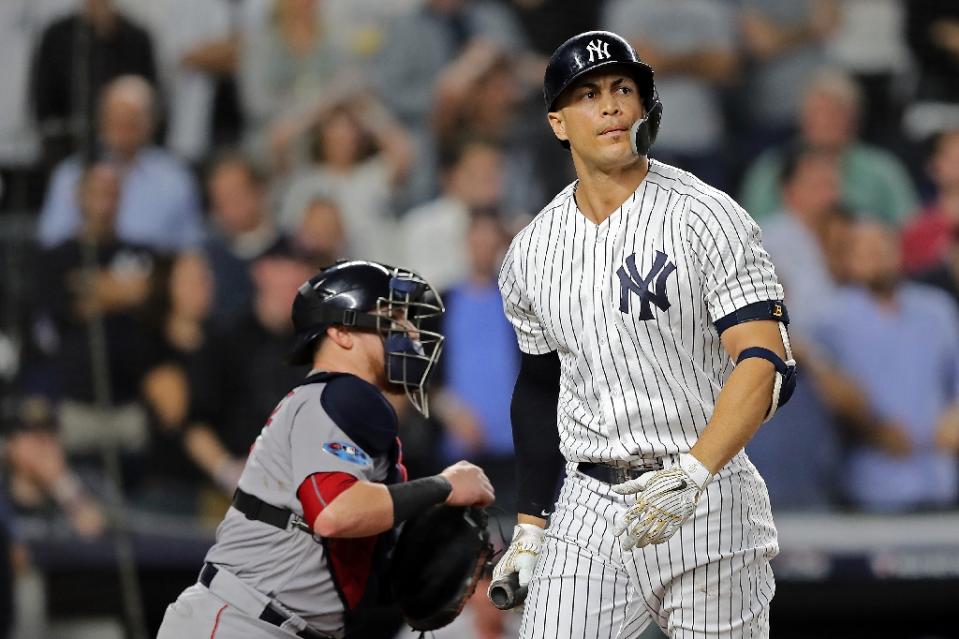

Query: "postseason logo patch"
<box><xmin>322</xmin><ymin>441</ymin><xmax>372</xmax><ymax>467</ymax></box>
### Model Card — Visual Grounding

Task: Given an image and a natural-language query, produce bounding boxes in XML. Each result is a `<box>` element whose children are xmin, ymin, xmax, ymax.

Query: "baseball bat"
<box><xmin>488</xmin><ymin>572</ymin><xmax>528</xmax><ymax>610</ymax></box>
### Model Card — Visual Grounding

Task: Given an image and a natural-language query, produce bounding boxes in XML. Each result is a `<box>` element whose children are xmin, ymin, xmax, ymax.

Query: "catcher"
<box><xmin>157</xmin><ymin>260</ymin><xmax>495</xmax><ymax>639</ymax></box>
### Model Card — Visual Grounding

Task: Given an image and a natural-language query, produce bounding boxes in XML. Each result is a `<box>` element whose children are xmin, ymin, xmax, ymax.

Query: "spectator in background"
<box><xmin>289</xmin><ymin>197</ymin><xmax>346</xmax><ymax>268</ymax></box>
<box><xmin>494</xmin><ymin>0</ymin><xmax>603</xmax><ymax>201</ymax></box>
<box><xmin>747</xmin><ymin>146</ymin><xmax>844</xmax><ymax>510</ymax></box>
<box><xmin>903</xmin><ymin>130</ymin><xmax>959</xmax><ymax>275</ymax></box>
<box><xmin>239</xmin><ymin>0</ymin><xmax>349</xmax><ymax>169</ymax></box>
<box><xmin>5</xmin><ymin>398</ymin><xmax>106</xmax><ymax>538</ymax></box>
<box><xmin>826</xmin><ymin>0</ymin><xmax>910</xmax><ymax>149</ymax></box>
<box><xmin>204</xmin><ymin>152</ymin><xmax>284</xmax><ymax>327</ymax></box>
<box><xmin>602</xmin><ymin>0</ymin><xmax>738</xmax><ymax>190</ymax></box>
<box><xmin>122</xmin><ymin>0</ymin><xmax>235</xmax><ymax>164</ymax></box>
<box><xmin>38</xmin><ymin>76</ymin><xmax>203</xmax><ymax>252</ymax></box>
<box><xmin>399</xmin><ymin>138</ymin><xmax>506</xmax><ymax>292</ymax></box>
<box><xmin>135</xmin><ymin>251</ymin><xmax>215</xmax><ymax>511</ymax></box>
<box><xmin>36</xmin><ymin>162</ymin><xmax>158</xmax><ymax>465</ymax></box>
<box><xmin>322</xmin><ymin>0</ymin><xmax>422</xmax><ymax>74</ymax></box>
<box><xmin>31</xmin><ymin>0</ymin><xmax>157</xmax><ymax>167</ymax></box>
<box><xmin>737</xmin><ymin>0</ymin><xmax>838</xmax><ymax>152</ymax></box>
<box><xmin>184</xmin><ymin>251</ymin><xmax>313</xmax><ymax>495</ymax></box>
<box><xmin>433</xmin><ymin>47</ymin><xmax>542</xmax><ymax>216</ymax></box>
<box><xmin>740</xmin><ymin>68</ymin><xmax>918</xmax><ymax>224</ymax></box>
<box><xmin>904</xmin><ymin>0</ymin><xmax>959</xmax><ymax>141</ymax></box>
<box><xmin>376</xmin><ymin>0</ymin><xmax>527</xmax><ymax>203</ymax></box>
<box><xmin>279</xmin><ymin>94</ymin><xmax>412</xmax><ymax>263</ymax></box>
<box><xmin>432</xmin><ymin>213</ymin><xmax>519</xmax><ymax>511</ymax></box>
<box><xmin>0</xmin><ymin>0</ymin><xmax>72</xmax><ymax>211</ymax></box>
<box><xmin>813</xmin><ymin>222</ymin><xmax>959</xmax><ymax>511</ymax></box>
<box><xmin>761</xmin><ymin>146</ymin><xmax>843</xmax><ymax>327</ymax></box>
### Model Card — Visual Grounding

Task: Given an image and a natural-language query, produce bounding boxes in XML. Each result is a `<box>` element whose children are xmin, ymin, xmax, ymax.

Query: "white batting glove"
<box><xmin>612</xmin><ymin>453</ymin><xmax>713</xmax><ymax>551</ymax></box>
<box><xmin>491</xmin><ymin>523</ymin><xmax>545</xmax><ymax>587</ymax></box>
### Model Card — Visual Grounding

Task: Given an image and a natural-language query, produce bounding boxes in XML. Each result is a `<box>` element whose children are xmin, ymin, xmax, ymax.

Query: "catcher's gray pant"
<box><xmin>520</xmin><ymin>460</ymin><xmax>778</xmax><ymax>639</ymax></box>
<box><xmin>157</xmin><ymin>584</ymin><xmax>294</xmax><ymax>639</ymax></box>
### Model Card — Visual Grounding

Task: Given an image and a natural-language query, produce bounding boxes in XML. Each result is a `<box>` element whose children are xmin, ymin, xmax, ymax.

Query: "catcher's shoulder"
<box><xmin>311</xmin><ymin>373</ymin><xmax>399</xmax><ymax>456</ymax></box>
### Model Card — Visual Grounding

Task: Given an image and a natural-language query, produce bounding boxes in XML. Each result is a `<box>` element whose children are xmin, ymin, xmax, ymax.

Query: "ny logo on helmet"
<box><xmin>586</xmin><ymin>39</ymin><xmax>610</xmax><ymax>63</ymax></box>
<box><xmin>617</xmin><ymin>251</ymin><xmax>676</xmax><ymax>319</ymax></box>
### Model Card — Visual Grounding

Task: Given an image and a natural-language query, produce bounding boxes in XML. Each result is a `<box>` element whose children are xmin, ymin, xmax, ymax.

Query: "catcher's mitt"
<box><xmin>389</xmin><ymin>505</ymin><xmax>492</xmax><ymax>631</ymax></box>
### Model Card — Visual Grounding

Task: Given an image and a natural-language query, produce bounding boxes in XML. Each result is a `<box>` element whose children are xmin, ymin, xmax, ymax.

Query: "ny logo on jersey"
<box><xmin>617</xmin><ymin>251</ymin><xmax>677</xmax><ymax>319</ymax></box>
<box><xmin>585</xmin><ymin>39</ymin><xmax>610</xmax><ymax>63</ymax></box>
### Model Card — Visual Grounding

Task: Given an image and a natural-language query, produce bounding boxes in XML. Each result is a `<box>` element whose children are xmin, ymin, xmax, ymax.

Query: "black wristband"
<box><xmin>387</xmin><ymin>475</ymin><xmax>452</xmax><ymax>524</ymax></box>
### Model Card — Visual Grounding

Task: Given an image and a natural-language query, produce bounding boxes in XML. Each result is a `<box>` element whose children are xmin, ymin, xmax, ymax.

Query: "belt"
<box><xmin>233</xmin><ymin>488</ymin><xmax>312</xmax><ymax>534</ymax></box>
<box><xmin>200</xmin><ymin>562</ymin><xmax>336</xmax><ymax>639</ymax></box>
<box><xmin>577</xmin><ymin>459</ymin><xmax>664</xmax><ymax>485</ymax></box>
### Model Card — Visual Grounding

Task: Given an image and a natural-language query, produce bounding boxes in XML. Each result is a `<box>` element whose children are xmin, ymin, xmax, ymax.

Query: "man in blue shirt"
<box><xmin>814</xmin><ymin>222</ymin><xmax>959</xmax><ymax>511</ymax></box>
<box><xmin>432</xmin><ymin>213</ymin><xmax>519</xmax><ymax>510</ymax></box>
<box><xmin>37</xmin><ymin>75</ymin><xmax>202</xmax><ymax>252</ymax></box>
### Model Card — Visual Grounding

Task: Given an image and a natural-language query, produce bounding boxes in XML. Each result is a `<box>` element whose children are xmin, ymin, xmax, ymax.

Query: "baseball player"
<box><xmin>157</xmin><ymin>260</ymin><xmax>494</xmax><ymax>639</ymax></box>
<box><xmin>490</xmin><ymin>31</ymin><xmax>795</xmax><ymax>638</ymax></box>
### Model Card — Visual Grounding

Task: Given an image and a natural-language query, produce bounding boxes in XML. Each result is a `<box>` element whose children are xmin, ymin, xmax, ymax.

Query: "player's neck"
<box><xmin>311</xmin><ymin>351</ymin><xmax>380</xmax><ymax>389</ymax></box>
<box><xmin>573</xmin><ymin>155</ymin><xmax>649</xmax><ymax>225</ymax></box>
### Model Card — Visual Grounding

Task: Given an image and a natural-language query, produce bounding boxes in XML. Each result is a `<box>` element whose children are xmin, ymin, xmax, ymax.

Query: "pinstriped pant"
<box><xmin>519</xmin><ymin>460</ymin><xmax>778</xmax><ymax>639</ymax></box>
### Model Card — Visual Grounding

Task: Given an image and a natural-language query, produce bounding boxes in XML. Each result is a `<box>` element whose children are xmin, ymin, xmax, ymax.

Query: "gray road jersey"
<box><xmin>204</xmin><ymin>376</ymin><xmax>393</xmax><ymax>634</ymax></box>
<box><xmin>499</xmin><ymin>161</ymin><xmax>784</xmax><ymax>464</ymax></box>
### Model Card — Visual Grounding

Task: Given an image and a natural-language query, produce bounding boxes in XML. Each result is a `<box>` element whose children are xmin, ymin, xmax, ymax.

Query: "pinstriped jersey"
<box><xmin>498</xmin><ymin>160</ymin><xmax>783</xmax><ymax>463</ymax></box>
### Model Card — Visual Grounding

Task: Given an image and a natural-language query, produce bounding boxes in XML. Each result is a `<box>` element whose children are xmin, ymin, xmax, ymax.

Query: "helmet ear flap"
<box><xmin>629</xmin><ymin>100</ymin><xmax>663</xmax><ymax>157</ymax></box>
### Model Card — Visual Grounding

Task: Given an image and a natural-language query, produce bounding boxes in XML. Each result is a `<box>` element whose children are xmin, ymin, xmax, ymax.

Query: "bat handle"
<box><xmin>488</xmin><ymin>572</ymin><xmax>528</xmax><ymax>610</ymax></box>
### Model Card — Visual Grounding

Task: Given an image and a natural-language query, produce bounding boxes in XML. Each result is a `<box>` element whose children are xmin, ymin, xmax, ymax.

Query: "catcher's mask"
<box><xmin>289</xmin><ymin>260</ymin><xmax>445</xmax><ymax>417</ymax></box>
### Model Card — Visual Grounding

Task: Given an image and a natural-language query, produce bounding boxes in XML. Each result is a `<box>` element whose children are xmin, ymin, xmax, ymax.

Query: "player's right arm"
<box><xmin>498</xmin><ymin>231</ymin><xmax>566</xmax><ymax>528</ymax></box>
<box><xmin>305</xmin><ymin>461</ymin><xmax>494</xmax><ymax>539</ymax></box>
<box><xmin>494</xmin><ymin>231</ymin><xmax>566</xmax><ymax>588</ymax></box>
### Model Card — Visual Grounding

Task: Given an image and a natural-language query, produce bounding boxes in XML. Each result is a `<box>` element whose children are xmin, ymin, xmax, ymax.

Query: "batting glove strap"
<box><xmin>677</xmin><ymin>452</ymin><xmax>713</xmax><ymax>490</ymax></box>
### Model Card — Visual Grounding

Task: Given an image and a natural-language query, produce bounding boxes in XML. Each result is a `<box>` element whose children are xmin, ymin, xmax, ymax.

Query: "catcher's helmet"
<box><xmin>289</xmin><ymin>260</ymin><xmax>444</xmax><ymax>416</ymax></box>
<box><xmin>543</xmin><ymin>30</ymin><xmax>662</xmax><ymax>155</ymax></box>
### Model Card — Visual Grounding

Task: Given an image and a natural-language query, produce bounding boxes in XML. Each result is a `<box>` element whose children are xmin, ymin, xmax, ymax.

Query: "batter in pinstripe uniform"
<box><xmin>489</xmin><ymin>31</ymin><xmax>796</xmax><ymax>638</ymax></box>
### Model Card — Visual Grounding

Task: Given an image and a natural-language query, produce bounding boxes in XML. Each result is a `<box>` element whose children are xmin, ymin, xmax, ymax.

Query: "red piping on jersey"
<box><xmin>210</xmin><ymin>604</ymin><xmax>228</xmax><ymax>639</ymax></box>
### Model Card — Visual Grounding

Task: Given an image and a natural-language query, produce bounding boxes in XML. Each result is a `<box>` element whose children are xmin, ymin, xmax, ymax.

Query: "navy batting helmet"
<box><xmin>289</xmin><ymin>260</ymin><xmax>445</xmax><ymax>416</ymax></box>
<box><xmin>543</xmin><ymin>30</ymin><xmax>662</xmax><ymax>155</ymax></box>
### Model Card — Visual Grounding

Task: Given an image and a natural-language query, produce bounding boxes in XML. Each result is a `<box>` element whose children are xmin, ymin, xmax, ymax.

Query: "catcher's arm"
<box><xmin>310</xmin><ymin>462</ymin><xmax>493</xmax><ymax>538</ymax></box>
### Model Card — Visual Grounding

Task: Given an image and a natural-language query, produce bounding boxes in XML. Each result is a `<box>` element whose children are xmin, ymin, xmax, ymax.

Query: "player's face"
<box><xmin>548</xmin><ymin>70</ymin><xmax>644</xmax><ymax>170</ymax></box>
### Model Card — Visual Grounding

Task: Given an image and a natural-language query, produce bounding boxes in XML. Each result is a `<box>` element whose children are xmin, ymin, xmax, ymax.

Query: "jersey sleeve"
<box><xmin>498</xmin><ymin>232</ymin><xmax>559</xmax><ymax>355</ymax></box>
<box><xmin>685</xmin><ymin>191</ymin><xmax>784</xmax><ymax>324</ymax></box>
<box><xmin>289</xmin><ymin>401</ymin><xmax>376</xmax><ymax>487</ymax></box>
<box><xmin>289</xmin><ymin>375</ymin><xmax>398</xmax><ymax>488</ymax></box>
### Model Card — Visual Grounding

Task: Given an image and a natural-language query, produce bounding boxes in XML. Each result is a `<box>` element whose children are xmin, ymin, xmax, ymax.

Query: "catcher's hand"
<box><xmin>612</xmin><ymin>454</ymin><xmax>712</xmax><ymax>551</ymax></box>
<box><xmin>491</xmin><ymin>523</ymin><xmax>544</xmax><ymax>588</ymax></box>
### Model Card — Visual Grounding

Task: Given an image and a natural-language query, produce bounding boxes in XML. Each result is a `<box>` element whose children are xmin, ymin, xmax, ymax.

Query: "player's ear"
<box><xmin>326</xmin><ymin>325</ymin><xmax>353</xmax><ymax>350</ymax></box>
<box><xmin>547</xmin><ymin>111</ymin><xmax>568</xmax><ymax>144</ymax></box>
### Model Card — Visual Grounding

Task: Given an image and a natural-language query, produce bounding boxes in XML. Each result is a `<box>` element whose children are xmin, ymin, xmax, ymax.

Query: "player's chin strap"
<box><xmin>736</xmin><ymin>322</ymin><xmax>797</xmax><ymax>423</ymax></box>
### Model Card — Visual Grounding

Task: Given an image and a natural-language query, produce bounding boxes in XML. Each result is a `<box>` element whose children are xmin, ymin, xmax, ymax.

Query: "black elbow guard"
<box><xmin>736</xmin><ymin>346</ymin><xmax>797</xmax><ymax>421</ymax></box>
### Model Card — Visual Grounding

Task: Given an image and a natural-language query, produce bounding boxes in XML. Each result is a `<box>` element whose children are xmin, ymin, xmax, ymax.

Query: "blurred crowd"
<box><xmin>0</xmin><ymin>0</ymin><xmax>959</xmax><ymax>635</ymax></box>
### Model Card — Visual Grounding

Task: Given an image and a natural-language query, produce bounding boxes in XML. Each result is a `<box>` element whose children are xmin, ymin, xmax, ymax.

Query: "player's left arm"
<box><xmin>689</xmin><ymin>318</ymin><xmax>790</xmax><ymax>473</ymax></box>
<box><xmin>612</xmin><ymin>316</ymin><xmax>794</xmax><ymax>550</ymax></box>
